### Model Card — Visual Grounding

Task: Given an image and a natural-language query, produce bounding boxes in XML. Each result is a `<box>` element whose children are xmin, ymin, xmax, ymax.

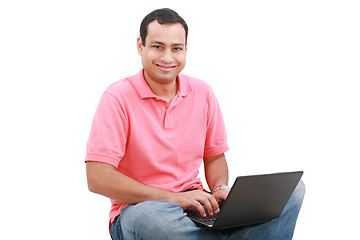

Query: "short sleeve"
<box><xmin>85</xmin><ymin>92</ymin><xmax>128</xmax><ymax>167</ymax></box>
<box><xmin>203</xmin><ymin>88</ymin><xmax>229</xmax><ymax>158</ymax></box>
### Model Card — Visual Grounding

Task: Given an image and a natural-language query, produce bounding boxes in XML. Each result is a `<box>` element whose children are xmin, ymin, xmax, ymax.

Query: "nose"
<box><xmin>160</xmin><ymin>49</ymin><xmax>173</xmax><ymax>63</ymax></box>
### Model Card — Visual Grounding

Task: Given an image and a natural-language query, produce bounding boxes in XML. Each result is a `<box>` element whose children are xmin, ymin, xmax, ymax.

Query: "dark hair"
<box><xmin>140</xmin><ymin>8</ymin><xmax>188</xmax><ymax>46</ymax></box>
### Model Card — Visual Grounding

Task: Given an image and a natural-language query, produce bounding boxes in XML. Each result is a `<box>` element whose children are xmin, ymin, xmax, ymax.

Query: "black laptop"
<box><xmin>185</xmin><ymin>171</ymin><xmax>303</xmax><ymax>230</ymax></box>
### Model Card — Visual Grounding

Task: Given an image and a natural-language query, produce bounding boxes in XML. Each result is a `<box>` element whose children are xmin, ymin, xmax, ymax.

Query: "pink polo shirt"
<box><xmin>86</xmin><ymin>69</ymin><xmax>229</xmax><ymax>226</ymax></box>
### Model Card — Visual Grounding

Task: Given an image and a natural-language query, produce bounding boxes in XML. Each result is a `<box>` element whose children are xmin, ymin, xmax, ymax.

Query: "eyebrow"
<box><xmin>151</xmin><ymin>41</ymin><xmax>185</xmax><ymax>47</ymax></box>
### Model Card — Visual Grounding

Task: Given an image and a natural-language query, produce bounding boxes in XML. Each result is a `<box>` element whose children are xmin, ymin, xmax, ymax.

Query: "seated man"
<box><xmin>85</xmin><ymin>8</ymin><xmax>305</xmax><ymax>240</ymax></box>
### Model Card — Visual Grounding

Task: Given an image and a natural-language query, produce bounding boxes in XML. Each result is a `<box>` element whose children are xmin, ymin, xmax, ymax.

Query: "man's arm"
<box><xmin>204</xmin><ymin>153</ymin><xmax>230</xmax><ymax>203</ymax></box>
<box><xmin>86</xmin><ymin>161</ymin><xmax>169</xmax><ymax>204</ymax></box>
<box><xmin>86</xmin><ymin>161</ymin><xmax>219</xmax><ymax>217</ymax></box>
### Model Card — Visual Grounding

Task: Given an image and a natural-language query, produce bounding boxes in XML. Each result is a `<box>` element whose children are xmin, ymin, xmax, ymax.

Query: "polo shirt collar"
<box><xmin>131</xmin><ymin>69</ymin><xmax>192</xmax><ymax>99</ymax></box>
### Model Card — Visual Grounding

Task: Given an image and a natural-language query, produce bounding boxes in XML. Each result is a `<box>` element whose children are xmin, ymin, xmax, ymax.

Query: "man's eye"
<box><xmin>173</xmin><ymin>47</ymin><xmax>183</xmax><ymax>51</ymax></box>
<box><xmin>153</xmin><ymin>45</ymin><xmax>162</xmax><ymax>49</ymax></box>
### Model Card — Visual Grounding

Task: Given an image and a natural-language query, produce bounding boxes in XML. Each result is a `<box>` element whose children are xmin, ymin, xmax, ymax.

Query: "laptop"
<box><xmin>185</xmin><ymin>171</ymin><xmax>303</xmax><ymax>230</ymax></box>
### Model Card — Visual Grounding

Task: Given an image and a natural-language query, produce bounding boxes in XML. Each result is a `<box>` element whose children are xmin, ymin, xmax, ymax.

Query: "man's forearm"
<box><xmin>203</xmin><ymin>153</ymin><xmax>229</xmax><ymax>192</ymax></box>
<box><xmin>86</xmin><ymin>161</ymin><xmax>172</xmax><ymax>204</ymax></box>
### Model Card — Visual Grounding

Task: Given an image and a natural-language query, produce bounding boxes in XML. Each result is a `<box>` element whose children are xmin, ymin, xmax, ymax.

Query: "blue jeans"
<box><xmin>110</xmin><ymin>180</ymin><xmax>305</xmax><ymax>240</ymax></box>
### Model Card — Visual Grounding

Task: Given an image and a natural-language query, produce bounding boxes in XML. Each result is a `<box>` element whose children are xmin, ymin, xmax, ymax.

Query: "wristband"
<box><xmin>213</xmin><ymin>184</ymin><xmax>231</xmax><ymax>192</ymax></box>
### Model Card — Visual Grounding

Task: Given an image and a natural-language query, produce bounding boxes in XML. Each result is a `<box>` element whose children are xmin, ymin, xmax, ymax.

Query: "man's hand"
<box><xmin>168</xmin><ymin>190</ymin><xmax>220</xmax><ymax>217</ymax></box>
<box><xmin>212</xmin><ymin>189</ymin><xmax>230</xmax><ymax>205</ymax></box>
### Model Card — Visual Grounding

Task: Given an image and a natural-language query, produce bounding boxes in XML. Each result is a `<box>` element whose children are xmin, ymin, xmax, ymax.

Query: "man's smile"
<box><xmin>155</xmin><ymin>64</ymin><xmax>177</xmax><ymax>72</ymax></box>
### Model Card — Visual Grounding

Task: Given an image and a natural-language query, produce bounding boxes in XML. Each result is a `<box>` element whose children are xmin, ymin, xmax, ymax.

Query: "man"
<box><xmin>86</xmin><ymin>8</ymin><xmax>305</xmax><ymax>240</ymax></box>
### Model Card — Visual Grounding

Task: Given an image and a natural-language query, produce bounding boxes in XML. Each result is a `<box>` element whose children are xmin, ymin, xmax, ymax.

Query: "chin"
<box><xmin>155</xmin><ymin>69</ymin><xmax>181</xmax><ymax>81</ymax></box>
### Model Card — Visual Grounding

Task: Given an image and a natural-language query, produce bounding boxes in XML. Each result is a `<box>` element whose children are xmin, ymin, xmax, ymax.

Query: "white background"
<box><xmin>1</xmin><ymin>0</ymin><xmax>359</xmax><ymax>239</ymax></box>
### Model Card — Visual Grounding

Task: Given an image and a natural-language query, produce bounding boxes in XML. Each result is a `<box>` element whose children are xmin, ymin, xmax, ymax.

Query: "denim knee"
<box><xmin>284</xmin><ymin>179</ymin><xmax>305</xmax><ymax>215</ymax></box>
<box><xmin>294</xmin><ymin>179</ymin><xmax>306</xmax><ymax>205</ymax></box>
<box><xmin>119</xmin><ymin>201</ymin><xmax>191</xmax><ymax>239</ymax></box>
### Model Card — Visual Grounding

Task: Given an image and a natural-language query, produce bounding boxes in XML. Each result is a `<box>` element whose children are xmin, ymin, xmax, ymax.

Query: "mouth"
<box><xmin>155</xmin><ymin>64</ymin><xmax>177</xmax><ymax>72</ymax></box>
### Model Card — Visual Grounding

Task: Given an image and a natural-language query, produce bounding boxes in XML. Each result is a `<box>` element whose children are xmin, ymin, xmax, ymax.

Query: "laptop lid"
<box><xmin>187</xmin><ymin>171</ymin><xmax>303</xmax><ymax>230</ymax></box>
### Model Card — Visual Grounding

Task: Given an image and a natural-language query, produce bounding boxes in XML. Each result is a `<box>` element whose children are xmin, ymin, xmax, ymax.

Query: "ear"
<box><xmin>137</xmin><ymin>37</ymin><xmax>144</xmax><ymax>56</ymax></box>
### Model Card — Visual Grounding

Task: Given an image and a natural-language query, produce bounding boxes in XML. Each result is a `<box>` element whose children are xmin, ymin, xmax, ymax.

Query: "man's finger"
<box><xmin>198</xmin><ymin>193</ymin><xmax>219</xmax><ymax>216</ymax></box>
<box><xmin>193</xmin><ymin>201</ymin><xmax>207</xmax><ymax>217</ymax></box>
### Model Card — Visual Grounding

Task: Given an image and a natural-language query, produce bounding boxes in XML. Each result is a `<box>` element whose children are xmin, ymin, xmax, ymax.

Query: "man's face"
<box><xmin>137</xmin><ymin>20</ymin><xmax>187</xmax><ymax>85</ymax></box>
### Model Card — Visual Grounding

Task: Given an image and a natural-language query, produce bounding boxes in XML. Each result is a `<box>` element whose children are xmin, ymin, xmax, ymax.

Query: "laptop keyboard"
<box><xmin>185</xmin><ymin>210</ymin><xmax>219</xmax><ymax>226</ymax></box>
